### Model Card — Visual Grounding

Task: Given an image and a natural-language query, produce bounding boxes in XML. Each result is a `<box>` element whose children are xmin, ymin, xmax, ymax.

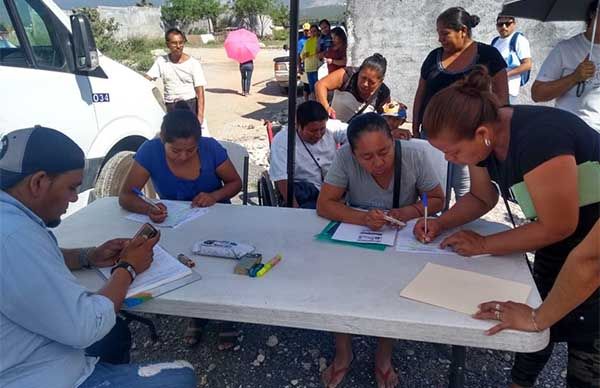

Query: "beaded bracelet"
<box><xmin>531</xmin><ymin>308</ymin><xmax>541</xmax><ymax>332</ymax></box>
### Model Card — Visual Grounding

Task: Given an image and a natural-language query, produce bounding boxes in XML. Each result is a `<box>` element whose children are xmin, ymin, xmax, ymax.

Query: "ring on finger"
<box><xmin>495</xmin><ymin>310</ymin><xmax>501</xmax><ymax>320</ymax></box>
<box><xmin>495</xmin><ymin>303</ymin><xmax>502</xmax><ymax>312</ymax></box>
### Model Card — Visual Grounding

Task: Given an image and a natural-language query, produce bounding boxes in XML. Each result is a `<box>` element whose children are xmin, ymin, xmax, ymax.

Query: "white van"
<box><xmin>0</xmin><ymin>0</ymin><xmax>164</xmax><ymax>213</ymax></box>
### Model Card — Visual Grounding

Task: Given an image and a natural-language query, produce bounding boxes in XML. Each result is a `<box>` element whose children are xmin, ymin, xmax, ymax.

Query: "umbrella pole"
<box><xmin>590</xmin><ymin>1</ymin><xmax>599</xmax><ymax>58</ymax></box>
<box><xmin>286</xmin><ymin>0</ymin><xmax>299</xmax><ymax>208</ymax></box>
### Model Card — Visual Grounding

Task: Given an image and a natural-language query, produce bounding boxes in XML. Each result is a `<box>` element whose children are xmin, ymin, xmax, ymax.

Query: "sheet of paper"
<box><xmin>400</xmin><ymin>263</ymin><xmax>532</xmax><ymax>315</ymax></box>
<box><xmin>125</xmin><ymin>200</ymin><xmax>209</xmax><ymax>228</ymax></box>
<box><xmin>98</xmin><ymin>245</ymin><xmax>192</xmax><ymax>298</ymax></box>
<box><xmin>331</xmin><ymin>222</ymin><xmax>397</xmax><ymax>246</ymax></box>
<box><xmin>395</xmin><ymin>219</ymin><xmax>459</xmax><ymax>255</ymax></box>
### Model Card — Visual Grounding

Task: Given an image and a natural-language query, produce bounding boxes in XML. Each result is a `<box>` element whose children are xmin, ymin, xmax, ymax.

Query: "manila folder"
<box><xmin>400</xmin><ymin>262</ymin><xmax>532</xmax><ymax>315</ymax></box>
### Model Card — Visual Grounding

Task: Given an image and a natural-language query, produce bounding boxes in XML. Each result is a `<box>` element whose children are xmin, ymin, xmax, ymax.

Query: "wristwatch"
<box><xmin>110</xmin><ymin>261</ymin><xmax>137</xmax><ymax>283</ymax></box>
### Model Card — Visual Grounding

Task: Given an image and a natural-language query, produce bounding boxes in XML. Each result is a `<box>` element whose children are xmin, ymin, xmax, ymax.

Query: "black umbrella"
<box><xmin>502</xmin><ymin>0</ymin><xmax>597</xmax><ymax>21</ymax></box>
<box><xmin>502</xmin><ymin>0</ymin><xmax>599</xmax><ymax>95</ymax></box>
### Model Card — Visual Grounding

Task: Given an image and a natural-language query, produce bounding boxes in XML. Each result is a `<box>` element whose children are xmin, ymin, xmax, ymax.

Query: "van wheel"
<box><xmin>90</xmin><ymin>151</ymin><xmax>157</xmax><ymax>203</ymax></box>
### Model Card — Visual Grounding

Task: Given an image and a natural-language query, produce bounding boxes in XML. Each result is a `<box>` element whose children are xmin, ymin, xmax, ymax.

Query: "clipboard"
<box><xmin>123</xmin><ymin>271</ymin><xmax>202</xmax><ymax>308</ymax></box>
<box><xmin>314</xmin><ymin>221</ymin><xmax>388</xmax><ymax>251</ymax></box>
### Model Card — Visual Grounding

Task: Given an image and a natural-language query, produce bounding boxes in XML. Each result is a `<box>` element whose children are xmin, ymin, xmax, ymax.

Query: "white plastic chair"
<box><xmin>218</xmin><ymin>140</ymin><xmax>249</xmax><ymax>205</ymax></box>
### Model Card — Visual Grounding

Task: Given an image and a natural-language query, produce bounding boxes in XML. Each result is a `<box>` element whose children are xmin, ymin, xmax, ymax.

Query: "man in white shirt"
<box><xmin>269</xmin><ymin>101</ymin><xmax>347</xmax><ymax>208</ymax></box>
<box><xmin>492</xmin><ymin>15</ymin><xmax>532</xmax><ymax>104</ymax></box>
<box><xmin>146</xmin><ymin>28</ymin><xmax>207</xmax><ymax>130</ymax></box>
<box><xmin>532</xmin><ymin>1</ymin><xmax>600</xmax><ymax>132</ymax></box>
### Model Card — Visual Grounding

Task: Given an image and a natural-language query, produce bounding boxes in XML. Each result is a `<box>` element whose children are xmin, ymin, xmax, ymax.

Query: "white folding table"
<box><xmin>55</xmin><ymin>198</ymin><xmax>549</xmax><ymax>387</ymax></box>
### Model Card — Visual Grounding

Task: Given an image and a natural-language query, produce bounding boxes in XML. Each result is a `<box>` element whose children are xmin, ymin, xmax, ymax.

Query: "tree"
<box><xmin>161</xmin><ymin>0</ymin><xmax>224</xmax><ymax>34</ymax></box>
<box><xmin>233</xmin><ymin>0</ymin><xmax>274</xmax><ymax>38</ymax></box>
<box><xmin>76</xmin><ymin>8</ymin><xmax>119</xmax><ymax>52</ymax></box>
<box><xmin>135</xmin><ymin>0</ymin><xmax>153</xmax><ymax>7</ymax></box>
<box><xmin>270</xmin><ymin>2</ymin><xmax>289</xmax><ymax>29</ymax></box>
<box><xmin>202</xmin><ymin>0</ymin><xmax>225</xmax><ymax>33</ymax></box>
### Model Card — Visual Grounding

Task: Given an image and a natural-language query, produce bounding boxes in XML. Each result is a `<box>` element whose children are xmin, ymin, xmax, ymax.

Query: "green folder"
<box><xmin>315</xmin><ymin>221</ymin><xmax>388</xmax><ymax>251</ymax></box>
<box><xmin>511</xmin><ymin>161</ymin><xmax>600</xmax><ymax>220</ymax></box>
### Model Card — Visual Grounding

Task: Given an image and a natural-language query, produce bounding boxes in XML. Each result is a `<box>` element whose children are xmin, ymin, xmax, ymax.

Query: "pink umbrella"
<box><xmin>224</xmin><ymin>28</ymin><xmax>261</xmax><ymax>64</ymax></box>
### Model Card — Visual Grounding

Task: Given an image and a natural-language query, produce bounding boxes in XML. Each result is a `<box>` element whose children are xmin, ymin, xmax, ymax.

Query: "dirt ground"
<box><xmin>189</xmin><ymin>47</ymin><xmax>290</xmax><ymax>189</ymax></box>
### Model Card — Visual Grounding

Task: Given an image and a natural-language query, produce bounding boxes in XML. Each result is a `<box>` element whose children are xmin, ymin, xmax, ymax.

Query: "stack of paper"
<box><xmin>400</xmin><ymin>263</ymin><xmax>532</xmax><ymax>315</ymax></box>
<box><xmin>126</xmin><ymin>199</ymin><xmax>209</xmax><ymax>228</ymax></box>
<box><xmin>98</xmin><ymin>245</ymin><xmax>192</xmax><ymax>298</ymax></box>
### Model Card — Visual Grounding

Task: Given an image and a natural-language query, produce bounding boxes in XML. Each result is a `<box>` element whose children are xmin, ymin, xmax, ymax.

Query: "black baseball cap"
<box><xmin>0</xmin><ymin>126</ymin><xmax>85</xmax><ymax>190</ymax></box>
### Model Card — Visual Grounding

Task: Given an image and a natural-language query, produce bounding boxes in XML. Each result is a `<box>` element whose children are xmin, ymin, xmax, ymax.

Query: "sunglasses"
<box><xmin>496</xmin><ymin>21</ymin><xmax>514</xmax><ymax>27</ymax></box>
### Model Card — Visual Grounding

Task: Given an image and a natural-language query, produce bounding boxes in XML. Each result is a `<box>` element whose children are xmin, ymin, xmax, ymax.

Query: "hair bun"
<box><xmin>469</xmin><ymin>15</ymin><xmax>480</xmax><ymax>28</ymax></box>
<box><xmin>456</xmin><ymin>65</ymin><xmax>491</xmax><ymax>95</ymax></box>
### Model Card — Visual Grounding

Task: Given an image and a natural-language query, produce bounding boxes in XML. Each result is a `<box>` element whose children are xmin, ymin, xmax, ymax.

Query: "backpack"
<box><xmin>492</xmin><ymin>32</ymin><xmax>530</xmax><ymax>86</ymax></box>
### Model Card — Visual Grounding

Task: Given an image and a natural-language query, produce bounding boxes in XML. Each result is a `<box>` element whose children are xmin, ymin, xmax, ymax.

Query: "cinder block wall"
<box><xmin>346</xmin><ymin>0</ymin><xmax>583</xmax><ymax>117</ymax></box>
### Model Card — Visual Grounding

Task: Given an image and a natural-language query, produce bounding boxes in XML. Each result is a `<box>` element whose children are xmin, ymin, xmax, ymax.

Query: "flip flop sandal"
<box><xmin>182</xmin><ymin>318</ymin><xmax>204</xmax><ymax>347</ymax></box>
<box><xmin>217</xmin><ymin>327</ymin><xmax>242</xmax><ymax>351</ymax></box>
<box><xmin>321</xmin><ymin>353</ymin><xmax>354</xmax><ymax>388</ymax></box>
<box><xmin>375</xmin><ymin>366</ymin><xmax>398</xmax><ymax>388</ymax></box>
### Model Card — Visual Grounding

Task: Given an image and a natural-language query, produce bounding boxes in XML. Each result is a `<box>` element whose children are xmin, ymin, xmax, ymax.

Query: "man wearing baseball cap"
<box><xmin>0</xmin><ymin>126</ymin><xmax>196</xmax><ymax>387</ymax></box>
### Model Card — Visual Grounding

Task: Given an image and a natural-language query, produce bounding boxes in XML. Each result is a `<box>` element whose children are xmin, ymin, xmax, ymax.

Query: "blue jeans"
<box><xmin>79</xmin><ymin>361</ymin><xmax>196</xmax><ymax>388</ymax></box>
<box><xmin>307</xmin><ymin>71</ymin><xmax>318</xmax><ymax>93</ymax></box>
<box><xmin>86</xmin><ymin>317</ymin><xmax>131</xmax><ymax>364</ymax></box>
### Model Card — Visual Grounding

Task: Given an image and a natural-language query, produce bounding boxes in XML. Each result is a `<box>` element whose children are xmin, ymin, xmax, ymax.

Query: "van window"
<box><xmin>13</xmin><ymin>0</ymin><xmax>64</xmax><ymax>69</ymax></box>
<box><xmin>0</xmin><ymin>2</ymin><xmax>27</xmax><ymax>67</ymax></box>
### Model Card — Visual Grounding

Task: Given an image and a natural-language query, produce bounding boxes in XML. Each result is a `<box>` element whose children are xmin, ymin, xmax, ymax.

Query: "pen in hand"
<box><xmin>422</xmin><ymin>193</ymin><xmax>428</xmax><ymax>243</ymax></box>
<box><xmin>132</xmin><ymin>188</ymin><xmax>161</xmax><ymax>211</ymax></box>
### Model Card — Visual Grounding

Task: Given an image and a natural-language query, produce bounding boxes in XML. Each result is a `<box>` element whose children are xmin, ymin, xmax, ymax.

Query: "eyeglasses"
<box><xmin>496</xmin><ymin>21</ymin><xmax>514</xmax><ymax>28</ymax></box>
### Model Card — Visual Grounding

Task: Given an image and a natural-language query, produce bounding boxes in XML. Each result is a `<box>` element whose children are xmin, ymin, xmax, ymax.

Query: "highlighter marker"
<box><xmin>256</xmin><ymin>254</ymin><xmax>282</xmax><ymax>277</ymax></box>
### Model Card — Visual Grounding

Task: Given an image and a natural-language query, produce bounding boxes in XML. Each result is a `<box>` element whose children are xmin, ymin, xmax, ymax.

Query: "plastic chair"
<box><xmin>219</xmin><ymin>140</ymin><xmax>249</xmax><ymax>205</ymax></box>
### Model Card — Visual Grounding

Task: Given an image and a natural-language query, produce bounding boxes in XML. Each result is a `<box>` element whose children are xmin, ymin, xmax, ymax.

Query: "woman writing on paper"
<box><xmin>119</xmin><ymin>109</ymin><xmax>241</xmax><ymax>222</ymax></box>
<box><xmin>119</xmin><ymin>109</ymin><xmax>242</xmax><ymax>349</ymax></box>
<box><xmin>316</xmin><ymin>113</ymin><xmax>444</xmax><ymax>388</ymax></box>
<box><xmin>413</xmin><ymin>66</ymin><xmax>600</xmax><ymax>388</ymax></box>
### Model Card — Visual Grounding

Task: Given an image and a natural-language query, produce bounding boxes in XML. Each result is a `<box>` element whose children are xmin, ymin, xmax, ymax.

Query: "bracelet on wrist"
<box><xmin>78</xmin><ymin>247</ymin><xmax>95</xmax><ymax>269</ymax></box>
<box><xmin>531</xmin><ymin>308</ymin><xmax>542</xmax><ymax>332</ymax></box>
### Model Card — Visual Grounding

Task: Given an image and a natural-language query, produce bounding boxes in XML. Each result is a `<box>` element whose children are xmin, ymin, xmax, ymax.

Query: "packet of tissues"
<box><xmin>192</xmin><ymin>239</ymin><xmax>255</xmax><ymax>259</ymax></box>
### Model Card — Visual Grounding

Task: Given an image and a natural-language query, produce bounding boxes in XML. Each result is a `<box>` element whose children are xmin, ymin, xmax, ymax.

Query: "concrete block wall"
<box><xmin>98</xmin><ymin>6</ymin><xmax>163</xmax><ymax>40</ymax></box>
<box><xmin>96</xmin><ymin>6</ymin><xmax>211</xmax><ymax>41</ymax></box>
<box><xmin>346</xmin><ymin>0</ymin><xmax>584</xmax><ymax>117</ymax></box>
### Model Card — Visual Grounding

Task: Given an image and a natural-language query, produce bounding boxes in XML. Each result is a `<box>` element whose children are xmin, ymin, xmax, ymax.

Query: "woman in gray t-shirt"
<box><xmin>316</xmin><ymin>113</ymin><xmax>444</xmax><ymax>387</ymax></box>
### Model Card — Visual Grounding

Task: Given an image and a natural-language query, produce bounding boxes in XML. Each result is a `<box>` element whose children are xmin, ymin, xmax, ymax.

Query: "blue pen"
<box><xmin>132</xmin><ymin>188</ymin><xmax>160</xmax><ymax>211</ymax></box>
<box><xmin>422</xmin><ymin>193</ymin><xmax>429</xmax><ymax>241</ymax></box>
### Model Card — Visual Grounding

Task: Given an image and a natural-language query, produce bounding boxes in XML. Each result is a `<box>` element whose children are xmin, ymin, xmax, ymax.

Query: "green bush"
<box><xmin>103</xmin><ymin>37</ymin><xmax>164</xmax><ymax>72</ymax></box>
<box><xmin>272</xmin><ymin>28</ymin><xmax>288</xmax><ymax>41</ymax></box>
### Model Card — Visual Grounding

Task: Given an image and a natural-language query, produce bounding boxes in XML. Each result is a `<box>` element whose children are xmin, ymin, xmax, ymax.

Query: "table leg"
<box><xmin>448</xmin><ymin>345</ymin><xmax>466</xmax><ymax>388</ymax></box>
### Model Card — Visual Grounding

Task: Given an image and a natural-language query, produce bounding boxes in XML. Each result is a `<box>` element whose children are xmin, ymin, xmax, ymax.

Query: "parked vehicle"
<box><xmin>0</xmin><ymin>0</ymin><xmax>165</xmax><ymax>214</ymax></box>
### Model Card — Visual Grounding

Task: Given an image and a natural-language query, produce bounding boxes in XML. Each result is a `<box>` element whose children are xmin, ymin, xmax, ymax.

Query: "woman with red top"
<box><xmin>323</xmin><ymin>27</ymin><xmax>348</xmax><ymax>73</ymax></box>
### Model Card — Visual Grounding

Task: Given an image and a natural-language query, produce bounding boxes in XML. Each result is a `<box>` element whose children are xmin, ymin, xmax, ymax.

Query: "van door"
<box><xmin>0</xmin><ymin>0</ymin><xmax>98</xmax><ymax>154</ymax></box>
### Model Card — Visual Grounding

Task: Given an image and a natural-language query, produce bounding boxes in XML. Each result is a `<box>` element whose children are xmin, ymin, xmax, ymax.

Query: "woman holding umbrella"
<box><xmin>224</xmin><ymin>28</ymin><xmax>261</xmax><ymax>96</ymax></box>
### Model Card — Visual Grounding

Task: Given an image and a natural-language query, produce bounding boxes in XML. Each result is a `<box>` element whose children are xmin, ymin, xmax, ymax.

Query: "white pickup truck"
<box><xmin>0</xmin><ymin>0</ymin><xmax>164</xmax><ymax>213</ymax></box>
